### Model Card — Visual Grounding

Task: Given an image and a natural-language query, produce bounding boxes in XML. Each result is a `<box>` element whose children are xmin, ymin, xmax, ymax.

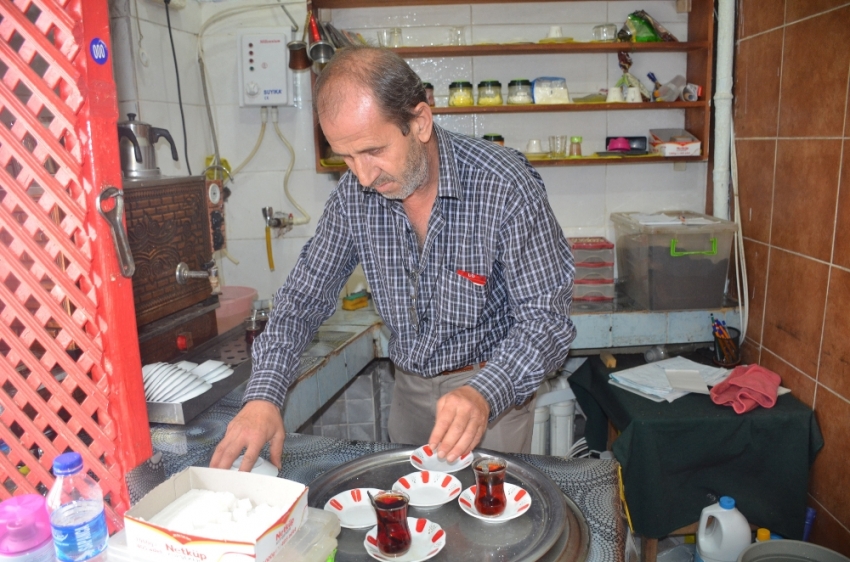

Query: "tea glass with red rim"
<box><xmin>373</xmin><ymin>490</ymin><xmax>412</xmax><ymax>557</ymax></box>
<box><xmin>472</xmin><ymin>456</ymin><xmax>508</xmax><ymax>517</ymax></box>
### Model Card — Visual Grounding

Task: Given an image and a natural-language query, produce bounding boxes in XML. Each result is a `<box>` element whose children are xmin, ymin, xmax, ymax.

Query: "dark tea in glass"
<box><xmin>473</xmin><ymin>457</ymin><xmax>508</xmax><ymax>516</ymax></box>
<box><xmin>374</xmin><ymin>490</ymin><xmax>411</xmax><ymax>557</ymax></box>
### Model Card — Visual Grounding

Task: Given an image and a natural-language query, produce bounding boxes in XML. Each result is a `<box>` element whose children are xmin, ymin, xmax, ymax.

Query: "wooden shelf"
<box><xmin>314</xmin><ymin>0</ymin><xmax>646</xmax><ymax>7</ymax></box>
<box><xmin>393</xmin><ymin>41</ymin><xmax>708</xmax><ymax>58</ymax></box>
<box><xmin>316</xmin><ymin>154</ymin><xmax>707</xmax><ymax>173</ymax></box>
<box><xmin>432</xmin><ymin>101</ymin><xmax>706</xmax><ymax>114</ymax></box>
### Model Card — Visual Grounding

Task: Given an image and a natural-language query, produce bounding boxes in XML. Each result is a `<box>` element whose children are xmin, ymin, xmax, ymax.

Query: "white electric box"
<box><xmin>237</xmin><ymin>31</ymin><xmax>291</xmax><ymax>107</ymax></box>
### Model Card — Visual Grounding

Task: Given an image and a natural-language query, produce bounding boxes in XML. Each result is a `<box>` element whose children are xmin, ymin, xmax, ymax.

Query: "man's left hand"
<box><xmin>428</xmin><ymin>386</ymin><xmax>490</xmax><ymax>463</ymax></box>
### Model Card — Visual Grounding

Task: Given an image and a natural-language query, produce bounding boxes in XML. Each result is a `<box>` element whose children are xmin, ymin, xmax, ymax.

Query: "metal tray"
<box><xmin>308</xmin><ymin>447</ymin><xmax>590</xmax><ymax>562</ymax></box>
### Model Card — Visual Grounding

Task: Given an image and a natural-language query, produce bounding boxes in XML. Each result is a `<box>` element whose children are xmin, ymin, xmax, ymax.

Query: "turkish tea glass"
<box><xmin>473</xmin><ymin>456</ymin><xmax>508</xmax><ymax>516</ymax></box>
<box><xmin>374</xmin><ymin>490</ymin><xmax>411</xmax><ymax>557</ymax></box>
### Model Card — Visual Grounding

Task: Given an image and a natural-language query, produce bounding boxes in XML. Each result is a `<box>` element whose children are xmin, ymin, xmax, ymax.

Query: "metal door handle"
<box><xmin>96</xmin><ymin>187</ymin><xmax>135</xmax><ymax>277</ymax></box>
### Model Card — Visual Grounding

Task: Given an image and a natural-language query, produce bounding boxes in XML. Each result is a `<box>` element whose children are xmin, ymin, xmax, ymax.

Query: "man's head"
<box><xmin>315</xmin><ymin>47</ymin><xmax>434</xmax><ymax>200</ymax></box>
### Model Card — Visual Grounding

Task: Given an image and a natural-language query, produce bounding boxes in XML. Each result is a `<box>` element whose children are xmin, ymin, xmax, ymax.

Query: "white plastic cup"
<box><xmin>626</xmin><ymin>86</ymin><xmax>642</xmax><ymax>103</ymax></box>
<box><xmin>526</xmin><ymin>139</ymin><xmax>543</xmax><ymax>153</ymax></box>
<box><xmin>606</xmin><ymin>86</ymin><xmax>624</xmax><ymax>103</ymax></box>
<box><xmin>548</xmin><ymin>25</ymin><xmax>563</xmax><ymax>38</ymax></box>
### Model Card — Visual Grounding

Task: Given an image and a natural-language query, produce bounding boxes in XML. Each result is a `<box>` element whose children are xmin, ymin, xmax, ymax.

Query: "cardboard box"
<box><xmin>649</xmin><ymin>129</ymin><xmax>701</xmax><ymax>157</ymax></box>
<box><xmin>124</xmin><ymin>467</ymin><xmax>308</xmax><ymax>562</ymax></box>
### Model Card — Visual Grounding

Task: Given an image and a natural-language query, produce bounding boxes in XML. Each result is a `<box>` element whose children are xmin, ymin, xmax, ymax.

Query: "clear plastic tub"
<box><xmin>569</xmin><ymin>237</ymin><xmax>614</xmax><ymax>264</ymax></box>
<box><xmin>575</xmin><ymin>262</ymin><xmax>614</xmax><ymax>281</ymax></box>
<box><xmin>610</xmin><ymin>211</ymin><xmax>736</xmax><ymax>310</ymax></box>
<box><xmin>573</xmin><ymin>280</ymin><xmax>615</xmax><ymax>301</ymax></box>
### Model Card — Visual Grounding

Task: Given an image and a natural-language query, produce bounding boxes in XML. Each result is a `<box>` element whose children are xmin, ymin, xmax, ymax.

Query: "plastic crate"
<box><xmin>575</xmin><ymin>262</ymin><xmax>615</xmax><ymax>281</ymax></box>
<box><xmin>568</xmin><ymin>237</ymin><xmax>614</xmax><ymax>264</ymax></box>
<box><xmin>610</xmin><ymin>211</ymin><xmax>736</xmax><ymax>310</ymax></box>
<box><xmin>574</xmin><ymin>280</ymin><xmax>615</xmax><ymax>301</ymax></box>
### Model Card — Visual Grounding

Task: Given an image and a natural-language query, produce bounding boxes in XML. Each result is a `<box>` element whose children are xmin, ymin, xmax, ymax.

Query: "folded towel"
<box><xmin>710</xmin><ymin>364</ymin><xmax>781</xmax><ymax>414</ymax></box>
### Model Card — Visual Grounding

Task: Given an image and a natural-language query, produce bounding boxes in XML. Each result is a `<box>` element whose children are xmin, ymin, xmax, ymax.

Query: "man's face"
<box><xmin>320</xmin><ymin>89</ymin><xmax>428</xmax><ymax>200</ymax></box>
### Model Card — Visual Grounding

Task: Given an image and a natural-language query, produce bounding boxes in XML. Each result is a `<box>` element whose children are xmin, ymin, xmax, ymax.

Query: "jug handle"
<box><xmin>150</xmin><ymin>127</ymin><xmax>179</xmax><ymax>162</ymax></box>
<box><xmin>117</xmin><ymin>128</ymin><xmax>142</xmax><ymax>163</ymax></box>
<box><xmin>697</xmin><ymin>508</ymin><xmax>711</xmax><ymax>539</ymax></box>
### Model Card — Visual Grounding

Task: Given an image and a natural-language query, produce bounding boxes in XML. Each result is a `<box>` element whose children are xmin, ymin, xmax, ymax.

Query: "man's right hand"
<box><xmin>210</xmin><ymin>400</ymin><xmax>286</xmax><ymax>471</ymax></box>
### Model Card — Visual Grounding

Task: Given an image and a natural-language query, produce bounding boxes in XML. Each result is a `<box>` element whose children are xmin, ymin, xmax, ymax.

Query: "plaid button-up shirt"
<box><xmin>244</xmin><ymin>125</ymin><xmax>576</xmax><ymax>421</ymax></box>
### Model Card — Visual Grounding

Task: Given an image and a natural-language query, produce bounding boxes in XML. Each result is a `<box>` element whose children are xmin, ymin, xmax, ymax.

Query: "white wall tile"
<box><xmin>220</xmin><ymin>237</ymin><xmax>303</xmax><ymax>301</ymax></box>
<box><xmin>604</xmin><ymin>161</ymin><xmax>707</xmax><ymax>217</ymax></box>
<box><xmin>540</xmin><ymin>166</ymin><xmax>608</xmax><ymax>228</ymax></box>
<box><xmin>224</xmin><ymin>171</ymin><xmax>286</xmax><ymax>240</ymax></box>
<box><xmin>331</xmin><ymin>5</ymin><xmax>471</xmax><ymax>29</ymax></box>
<box><xmin>406</xmin><ymin>57</ymin><xmax>474</xmax><ymax>96</ymax></box>
<box><xmin>606</xmin><ymin>108</ymin><xmax>686</xmax><ymax>139</ymax></box>
<box><xmin>132</xmin><ymin>0</ymin><xmax>202</xmax><ymax>35</ymax></box>
<box><xmin>471</xmin><ymin>2</ymin><xmax>607</xmax><ymax>25</ymax></box>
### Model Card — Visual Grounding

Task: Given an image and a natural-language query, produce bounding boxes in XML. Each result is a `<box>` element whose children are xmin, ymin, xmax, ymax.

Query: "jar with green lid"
<box><xmin>448</xmin><ymin>81</ymin><xmax>474</xmax><ymax>107</ymax></box>
<box><xmin>422</xmin><ymin>82</ymin><xmax>435</xmax><ymax>107</ymax></box>
<box><xmin>507</xmin><ymin>79</ymin><xmax>534</xmax><ymax>104</ymax></box>
<box><xmin>477</xmin><ymin>80</ymin><xmax>503</xmax><ymax>106</ymax></box>
<box><xmin>483</xmin><ymin>134</ymin><xmax>505</xmax><ymax>145</ymax></box>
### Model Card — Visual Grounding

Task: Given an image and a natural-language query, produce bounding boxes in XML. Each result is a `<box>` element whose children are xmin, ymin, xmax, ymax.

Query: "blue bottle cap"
<box><xmin>719</xmin><ymin>496</ymin><xmax>735</xmax><ymax>509</ymax></box>
<box><xmin>53</xmin><ymin>452</ymin><xmax>83</xmax><ymax>476</ymax></box>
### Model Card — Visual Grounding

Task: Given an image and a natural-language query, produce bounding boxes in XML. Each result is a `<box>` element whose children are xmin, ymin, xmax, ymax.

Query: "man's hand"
<box><xmin>428</xmin><ymin>386</ymin><xmax>490</xmax><ymax>463</ymax></box>
<box><xmin>210</xmin><ymin>400</ymin><xmax>286</xmax><ymax>471</ymax></box>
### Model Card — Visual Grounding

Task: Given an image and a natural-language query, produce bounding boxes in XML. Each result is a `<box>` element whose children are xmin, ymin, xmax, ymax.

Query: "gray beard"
<box><xmin>369</xmin><ymin>137</ymin><xmax>429</xmax><ymax>200</ymax></box>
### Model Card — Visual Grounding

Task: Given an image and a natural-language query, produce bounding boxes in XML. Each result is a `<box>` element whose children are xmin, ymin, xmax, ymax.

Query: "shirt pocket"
<box><xmin>436</xmin><ymin>266</ymin><xmax>488</xmax><ymax>328</ymax></box>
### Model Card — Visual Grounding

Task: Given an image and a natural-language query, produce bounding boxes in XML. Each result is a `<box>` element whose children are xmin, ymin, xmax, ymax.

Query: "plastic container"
<box><xmin>532</xmin><ymin>77</ymin><xmax>571</xmax><ymax>104</ymax></box>
<box><xmin>568</xmin><ymin>237</ymin><xmax>614</xmax><ymax>264</ymax></box>
<box><xmin>611</xmin><ymin>211</ymin><xmax>736</xmax><ymax>310</ymax></box>
<box><xmin>0</xmin><ymin>495</ymin><xmax>55</xmax><ymax>562</ymax></box>
<box><xmin>46</xmin><ymin>453</ymin><xmax>108</xmax><ymax>562</ymax></box>
<box><xmin>575</xmin><ymin>262</ymin><xmax>614</xmax><ymax>281</ymax></box>
<box><xmin>105</xmin><ymin>507</ymin><xmax>338</xmax><ymax>562</ymax></box>
<box><xmin>569</xmin><ymin>136</ymin><xmax>582</xmax><ymax>157</ymax></box>
<box><xmin>215</xmin><ymin>286</ymin><xmax>258</xmax><ymax>333</ymax></box>
<box><xmin>477</xmin><ymin>80</ymin><xmax>503</xmax><ymax>105</ymax></box>
<box><xmin>655</xmin><ymin>75</ymin><xmax>686</xmax><ymax>102</ymax></box>
<box><xmin>573</xmin><ymin>279</ymin><xmax>615</xmax><ymax>301</ymax></box>
<box><xmin>448</xmin><ymin>81</ymin><xmax>474</xmax><ymax>107</ymax></box>
<box><xmin>507</xmin><ymin>79</ymin><xmax>533</xmax><ymax>104</ymax></box>
<box><xmin>738</xmin><ymin>540</ymin><xmax>850</xmax><ymax>562</ymax></box>
<box><xmin>696</xmin><ymin>496</ymin><xmax>751</xmax><ymax>562</ymax></box>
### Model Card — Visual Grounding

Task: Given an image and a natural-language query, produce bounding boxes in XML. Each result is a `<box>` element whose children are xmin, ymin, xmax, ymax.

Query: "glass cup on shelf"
<box><xmin>448</xmin><ymin>26</ymin><xmax>465</xmax><ymax>46</ymax></box>
<box><xmin>377</xmin><ymin>28</ymin><xmax>403</xmax><ymax>48</ymax></box>
<box><xmin>549</xmin><ymin>135</ymin><xmax>568</xmax><ymax>158</ymax></box>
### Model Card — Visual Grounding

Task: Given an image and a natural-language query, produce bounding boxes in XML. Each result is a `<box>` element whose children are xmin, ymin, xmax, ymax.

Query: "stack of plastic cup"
<box><xmin>0</xmin><ymin>495</ymin><xmax>55</xmax><ymax>562</ymax></box>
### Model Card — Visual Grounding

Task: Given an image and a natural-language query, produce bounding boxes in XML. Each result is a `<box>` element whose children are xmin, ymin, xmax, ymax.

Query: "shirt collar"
<box><xmin>356</xmin><ymin>124</ymin><xmax>464</xmax><ymax>207</ymax></box>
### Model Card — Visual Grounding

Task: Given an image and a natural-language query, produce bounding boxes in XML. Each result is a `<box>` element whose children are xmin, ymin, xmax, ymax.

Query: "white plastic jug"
<box><xmin>695</xmin><ymin>496</ymin><xmax>752</xmax><ymax>562</ymax></box>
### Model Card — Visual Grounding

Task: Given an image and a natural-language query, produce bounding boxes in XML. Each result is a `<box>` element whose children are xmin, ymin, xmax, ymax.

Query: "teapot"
<box><xmin>118</xmin><ymin>113</ymin><xmax>178</xmax><ymax>178</ymax></box>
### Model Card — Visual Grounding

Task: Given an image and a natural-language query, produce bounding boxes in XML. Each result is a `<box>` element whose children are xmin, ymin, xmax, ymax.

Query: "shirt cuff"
<box><xmin>241</xmin><ymin>369</ymin><xmax>288</xmax><ymax>409</ymax></box>
<box><xmin>466</xmin><ymin>363</ymin><xmax>516</xmax><ymax>422</ymax></box>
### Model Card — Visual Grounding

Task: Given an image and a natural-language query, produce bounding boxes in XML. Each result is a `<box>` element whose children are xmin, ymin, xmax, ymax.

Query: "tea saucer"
<box><xmin>458</xmin><ymin>483</ymin><xmax>532</xmax><ymax>522</ymax></box>
<box><xmin>323</xmin><ymin>488</ymin><xmax>382</xmax><ymax>529</ymax></box>
<box><xmin>173</xmin><ymin>381</ymin><xmax>212</xmax><ymax>403</ymax></box>
<box><xmin>230</xmin><ymin>455</ymin><xmax>279</xmax><ymax>476</ymax></box>
<box><xmin>409</xmin><ymin>445</ymin><xmax>473</xmax><ymax>473</ymax></box>
<box><xmin>364</xmin><ymin>518</ymin><xmax>445</xmax><ymax>562</ymax></box>
<box><xmin>191</xmin><ymin>360</ymin><xmax>225</xmax><ymax>378</ymax></box>
<box><xmin>392</xmin><ymin>471</ymin><xmax>461</xmax><ymax>508</ymax></box>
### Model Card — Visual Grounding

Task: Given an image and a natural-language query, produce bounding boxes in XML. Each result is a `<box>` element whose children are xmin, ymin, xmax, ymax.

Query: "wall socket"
<box><xmin>145</xmin><ymin>0</ymin><xmax>187</xmax><ymax>10</ymax></box>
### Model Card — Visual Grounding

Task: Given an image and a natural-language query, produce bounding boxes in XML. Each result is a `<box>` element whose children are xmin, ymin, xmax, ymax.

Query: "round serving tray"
<box><xmin>308</xmin><ymin>447</ymin><xmax>589</xmax><ymax>562</ymax></box>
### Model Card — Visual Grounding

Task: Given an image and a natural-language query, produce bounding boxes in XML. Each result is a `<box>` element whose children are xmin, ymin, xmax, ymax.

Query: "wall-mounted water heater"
<box><xmin>237</xmin><ymin>31</ymin><xmax>292</xmax><ymax>107</ymax></box>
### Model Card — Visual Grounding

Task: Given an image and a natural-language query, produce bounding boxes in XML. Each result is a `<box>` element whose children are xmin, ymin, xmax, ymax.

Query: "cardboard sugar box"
<box><xmin>649</xmin><ymin>128</ymin><xmax>701</xmax><ymax>157</ymax></box>
<box><xmin>124</xmin><ymin>467</ymin><xmax>308</xmax><ymax>562</ymax></box>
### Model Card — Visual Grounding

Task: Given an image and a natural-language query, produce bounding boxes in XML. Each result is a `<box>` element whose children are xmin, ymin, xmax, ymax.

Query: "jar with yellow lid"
<box><xmin>448</xmin><ymin>81</ymin><xmax>474</xmax><ymax>107</ymax></box>
<box><xmin>477</xmin><ymin>80</ymin><xmax>503</xmax><ymax>106</ymax></box>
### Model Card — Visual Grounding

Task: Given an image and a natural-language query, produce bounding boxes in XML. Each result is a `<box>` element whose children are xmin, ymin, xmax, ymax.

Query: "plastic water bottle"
<box><xmin>45</xmin><ymin>453</ymin><xmax>108</xmax><ymax>562</ymax></box>
<box><xmin>695</xmin><ymin>496</ymin><xmax>751</xmax><ymax>562</ymax></box>
<box><xmin>0</xmin><ymin>495</ymin><xmax>55</xmax><ymax>562</ymax></box>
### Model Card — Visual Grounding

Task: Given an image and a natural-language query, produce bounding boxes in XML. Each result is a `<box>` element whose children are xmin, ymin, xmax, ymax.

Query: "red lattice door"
<box><xmin>0</xmin><ymin>0</ymin><xmax>151</xmax><ymax>527</ymax></box>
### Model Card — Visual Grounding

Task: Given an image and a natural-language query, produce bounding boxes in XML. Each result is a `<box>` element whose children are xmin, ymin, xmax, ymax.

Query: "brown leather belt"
<box><xmin>440</xmin><ymin>361</ymin><xmax>487</xmax><ymax>376</ymax></box>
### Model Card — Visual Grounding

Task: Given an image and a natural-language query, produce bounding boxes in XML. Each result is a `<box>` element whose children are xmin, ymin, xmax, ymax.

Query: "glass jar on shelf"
<box><xmin>507</xmin><ymin>79</ymin><xmax>534</xmax><ymax>104</ymax></box>
<box><xmin>569</xmin><ymin>136</ymin><xmax>583</xmax><ymax>157</ymax></box>
<box><xmin>448</xmin><ymin>81</ymin><xmax>474</xmax><ymax>107</ymax></box>
<box><xmin>477</xmin><ymin>80</ymin><xmax>503</xmax><ymax>106</ymax></box>
<box><xmin>422</xmin><ymin>82</ymin><xmax>435</xmax><ymax>107</ymax></box>
<box><xmin>483</xmin><ymin>134</ymin><xmax>505</xmax><ymax>145</ymax></box>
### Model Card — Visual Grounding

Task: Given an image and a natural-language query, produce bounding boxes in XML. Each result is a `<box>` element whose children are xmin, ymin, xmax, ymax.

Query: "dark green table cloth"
<box><xmin>569</xmin><ymin>353</ymin><xmax>823</xmax><ymax>540</ymax></box>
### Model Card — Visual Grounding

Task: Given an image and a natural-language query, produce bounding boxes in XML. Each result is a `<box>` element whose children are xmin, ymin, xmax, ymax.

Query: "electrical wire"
<box><xmin>271</xmin><ymin>109</ymin><xmax>310</xmax><ymax>225</ymax></box>
<box><xmin>730</xmin><ymin>119</ymin><xmax>749</xmax><ymax>341</ymax></box>
<box><xmin>164</xmin><ymin>0</ymin><xmax>192</xmax><ymax>175</ymax></box>
<box><xmin>232</xmin><ymin>108</ymin><xmax>268</xmax><ymax>176</ymax></box>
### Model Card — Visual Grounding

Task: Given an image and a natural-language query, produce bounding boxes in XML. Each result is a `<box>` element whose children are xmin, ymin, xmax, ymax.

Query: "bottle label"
<box><xmin>51</xmin><ymin>503</ymin><xmax>108</xmax><ymax>562</ymax></box>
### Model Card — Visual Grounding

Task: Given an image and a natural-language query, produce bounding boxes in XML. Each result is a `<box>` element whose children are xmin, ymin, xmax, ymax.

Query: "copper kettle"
<box><xmin>118</xmin><ymin>113</ymin><xmax>178</xmax><ymax>178</ymax></box>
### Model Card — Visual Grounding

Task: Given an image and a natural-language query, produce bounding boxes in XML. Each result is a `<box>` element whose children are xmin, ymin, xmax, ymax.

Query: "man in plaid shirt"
<box><xmin>212</xmin><ymin>47</ymin><xmax>575</xmax><ymax>473</ymax></box>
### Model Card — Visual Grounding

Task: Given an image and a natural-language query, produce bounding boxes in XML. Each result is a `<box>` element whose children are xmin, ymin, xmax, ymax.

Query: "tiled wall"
<box><xmin>734</xmin><ymin>0</ymin><xmax>850</xmax><ymax>552</ymax></box>
<box><xmin>109</xmin><ymin>1</ymin><xmax>712</xmax><ymax>301</ymax></box>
